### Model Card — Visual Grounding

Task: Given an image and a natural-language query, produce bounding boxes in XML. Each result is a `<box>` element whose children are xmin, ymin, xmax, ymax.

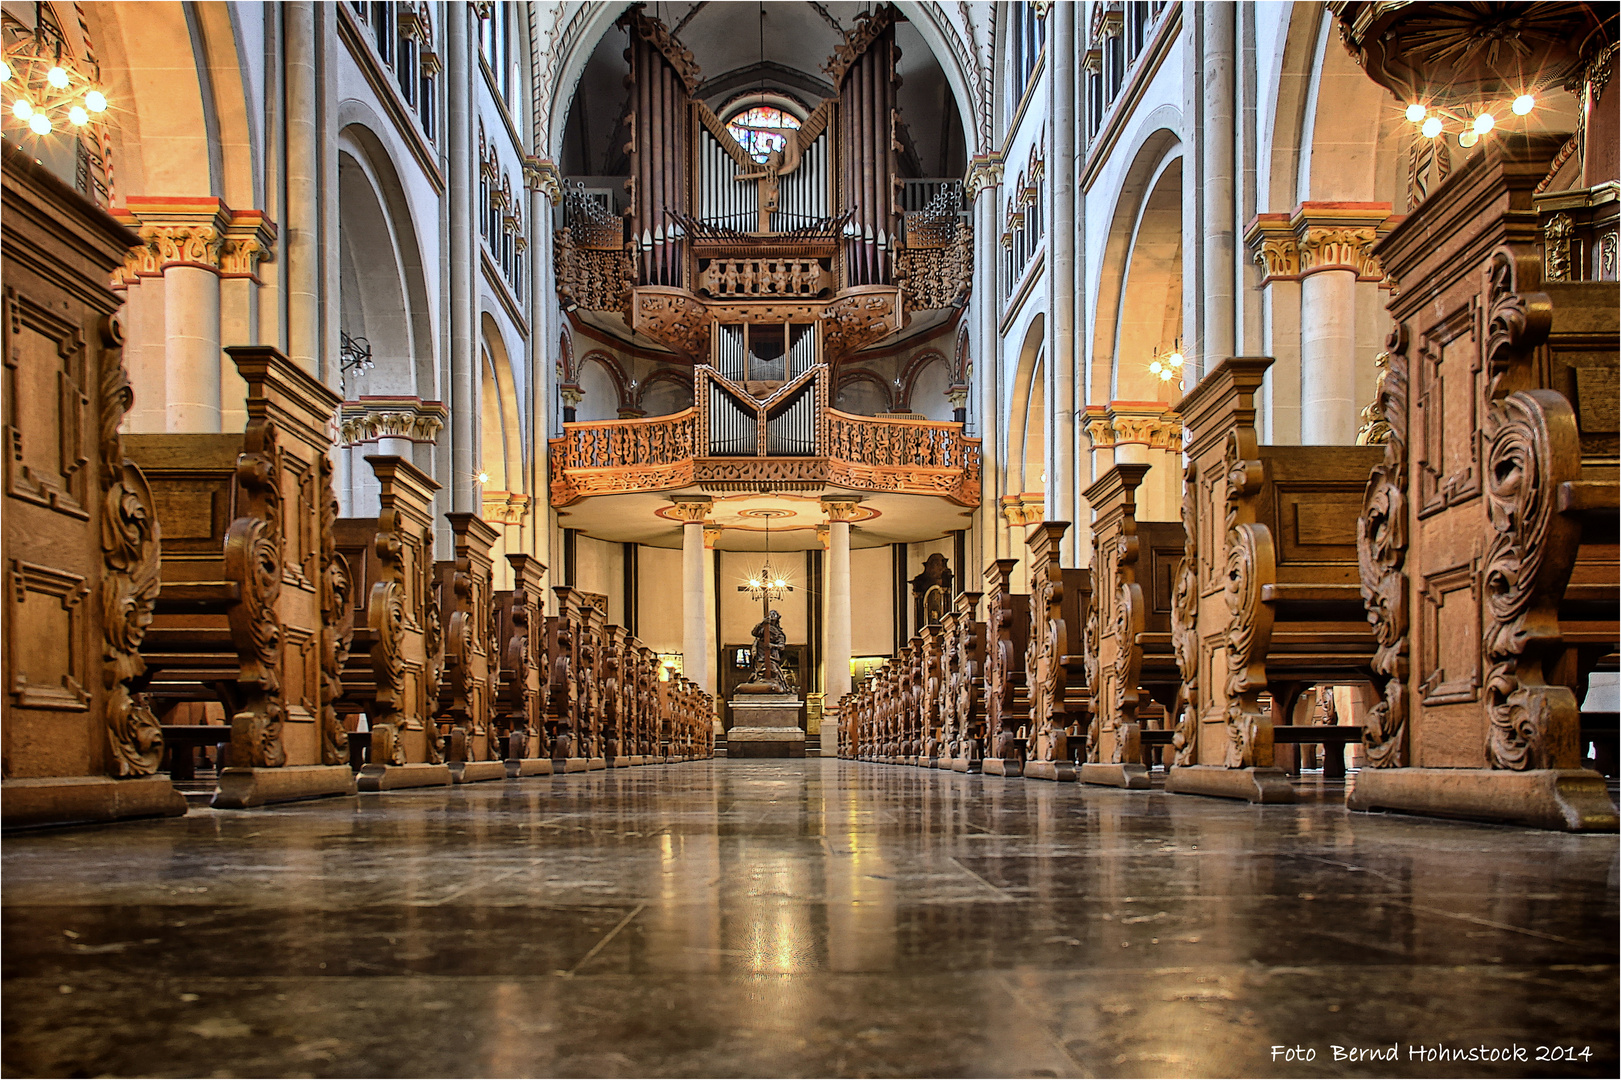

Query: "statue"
<box><xmin>740</xmin><ymin>609</ymin><xmax>789</xmax><ymax>693</ymax></box>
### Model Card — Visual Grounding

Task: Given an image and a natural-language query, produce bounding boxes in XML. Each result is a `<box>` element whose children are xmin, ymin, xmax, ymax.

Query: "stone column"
<box><xmin>1106</xmin><ymin>402</ymin><xmax>1183</xmax><ymax>522</ymax></box>
<box><xmin>1046</xmin><ymin>2</ymin><xmax>1078</xmax><ymax>539</ymax></box>
<box><xmin>446</xmin><ymin>4</ymin><xmax>477</xmax><ymax>513</ymax></box>
<box><xmin>1244</xmin><ymin>214</ymin><xmax>1302</xmax><ymax>444</ymax></box>
<box><xmin>1290</xmin><ymin>203</ymin><xmax>1389</xmax><ymax>444</ymax></box>
<box><xmin>337</xmin><ymin>398</ymin><xmax>447</xmax><ymax>517</ymax></box>
<box><xmin>704</xmin><ymin>523</ymin><xmax>722</xmax><ymax>699</ymax></box>
<box><xmin>671</xmin><ymin>500</ymin><xmax>714</xmax><ymax>695</ymax></box>
<box><xmin>284</xmin><ymin>1</ymin><xmax>320</xmax><ymax>377</ymax></box>
<box><xmin>1082</xmin><ymin>405</ymin><xmax>1115</xmax><ymax>479</ymax></box>
<box><xmin>822</xmin><ymin>500</ymin><xmax>861</xmax><ymax>706</ymax></box>
<box><xmin>969</xmin><ymin>155</ymin><xmax>1004</xmax><ymax>568</ymax></box>
<box><xmin>1201</xmin><ymin>1</ymin><xmax>1237</xmax><ymax>373</ymax></box>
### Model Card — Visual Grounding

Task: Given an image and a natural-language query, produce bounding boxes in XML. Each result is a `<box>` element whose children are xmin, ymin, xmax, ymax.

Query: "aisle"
<box><xmin>3</xmin><ymin>761</ymin><xmax>1616</xmax><ymax>1078</ymax></box>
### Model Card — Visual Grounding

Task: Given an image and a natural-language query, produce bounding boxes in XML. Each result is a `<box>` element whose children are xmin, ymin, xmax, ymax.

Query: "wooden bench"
<box><xmin>1163</xmin><ymin>357</ymin><xmax>1381</xmax><ymax>804</ymax></box>
<box><xmin>938</xmin><ymin>592</ymin><xmax>987</xmax><ymax>772</ymax></box>
<box><xmin>129</xmin><ymin>346</ymin><xmax>356</xmax><ymax>809</ymax></box>
<box><xmin>434</xmin><ymin>513</ymin><xmax>503</xmax><ymax>783</ymax></box>
<box><xmin>493</xmin><ymin>553</ymin><xmax>552</xmax><ymax>776</ymax></box>
<box><xmin>982</xmin><ymin>559</ymin><xmax>1032</xmax><ymax>776</ymax></box>
<box><xmin>1022</xmin><ymin>523</ymin><xmax>1093</xmax><ymax>782</ymax></box>
<box><xmin>330</xmin><ymin>456</ymin><xmax>452</xmax><ymax>791</ymax></box>
<box><xmin>545</xmin><ymin>586</ymin><xmax>591</xmax><ymax>771</ymax></box>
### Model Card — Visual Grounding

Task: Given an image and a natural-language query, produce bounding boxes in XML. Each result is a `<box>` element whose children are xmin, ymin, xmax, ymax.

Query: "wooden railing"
<box><xmin>549</xmin><ymin>405</ymin><xmax>980</xmax><ymax>507</ymax></box>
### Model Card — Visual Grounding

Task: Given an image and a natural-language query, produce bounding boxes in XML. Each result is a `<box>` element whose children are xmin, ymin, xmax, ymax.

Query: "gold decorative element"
<box><xmin>481</xmin><ymin>490</ymin><xmax>531</xmax><ymax>525</ymax></box>
<box><xmin>338</xmin><ymin>398</ymin><xmax>447</xmax><ymax>446</ymax></box>
<box><xmin>1245</xmin><ymin>213</ymin><xmax>1299</xmax><ymax>282</ymax></box>
<box><xmin>1356</xmin><ymin>348</ymin><xmax>1397</xmax><ymax>446</ymax></box>
<box><xmin>98</xmin><ymin>313</ymin><xmax>165</xmax><ymax>778</ymax></box>
<box><xmin>1289</xmin><ymin>203</ymin><xmax>1393</xmax><ymax>280</ymax></box>
<box><xmin>666</xmin><ymin>498</ymin><xmax>714</xmax><ymax>524</ymax></box>
<box><xmin>113</xmin><ymin>202</ymin><xmax>276</xmax><ymax>284</ymax></box>
<box><xmin>1544</xmin><ymin>211</ymin><xmax>1575</xmax><ymax>283</ymax></box>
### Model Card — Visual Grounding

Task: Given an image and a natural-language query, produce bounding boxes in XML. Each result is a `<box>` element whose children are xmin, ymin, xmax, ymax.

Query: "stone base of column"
<box><xmin>1080</xmin><ymin>762</ymin><xmax>1152</xmax><ymax>789</ymax></box>
<box><xmin>2</xmin><ymin>775</ymin><xmax>188</xmax><ymax>828</ymax></box>
<box><xmin>982</xmin><ymin>758</ymin><xmax>1023</xmax><ymax>777</ymax></box>
<box><xmin>505</xmin><ymin>757</ymin><xmax>554</xmax><ymax>778</ymax></box>
<box><xmin>212</xmin><ymin>765</ymin><xmax>357</xmax><ymax>808</ymax></box>
<box><xmin>357</xmin><ymin>763</ymin><xmax>453</xmax><ymax>792</ymax></box>
<box><xmin>1165</xmin><ymin>765</ymin><xmax>1294</xmax><ymax>804</ymax></box>
<box><xmin>1023</xmin><ymin>759</ymin><xmax>1078</xmax><ymax>782</ymax></box>
<box><xmin>448</xmin><ymin>761</ymin><xmax>508</xmax><ymax>784</ymax></box>
<box><xmin>1348</xmin><ymin>767</ymin><xmax>1618</xmax><ymax>832</ymax></box>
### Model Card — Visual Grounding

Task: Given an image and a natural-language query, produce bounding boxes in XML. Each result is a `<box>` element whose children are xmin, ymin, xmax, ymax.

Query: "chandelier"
<box><xmin>740</xmin><ymin>511</ymin><xmax>793</xmax><ymax>604</ymax></box>
<box><xmin>1</xmin><ymin>6</ymin><xmax>109</xmax><ymax>138</ymax></box>
<box><xmin>1399</xmin><ymin>93</ymin><xmax>1538</xmax><ymax>149</ymax></box>
<box><xmin>1149</xmin><ymin>339</ymin><xmax>1184</xmax><ymax>383</ymax></box>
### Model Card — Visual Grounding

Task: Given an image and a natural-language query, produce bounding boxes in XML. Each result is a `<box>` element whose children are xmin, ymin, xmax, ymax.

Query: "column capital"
<box><xmin>524</xmin><ymin>155</ymin><xmax>563</xmax><ymax>204</ymax></box>
<box><xmin>1288</xmin><ymin>202</ymin><xmax>1395</xmax><ymax>280</ymax></box>
<box><xmin>668</xmin><ymin>498</ymin><xmax>714</xmax><ymax>523</ymax></box>
<box><xmin>339</xmin><ymin>396</ymin><xmax>448</xmax><ymax>446</ymax></box>
<box><xmin>966</xmin><ymin>153</ymin><xmax>1004</xmax><ymax>199</ymax></box>
<box><xmin>816</xmin><ymin>524</ymin><xmax>831</xmax><ymax>550</ymax></box>
<box><xmin>1082</xmin><ymin>405</ymin><xmax>1115</xmax><ymax>451</ymax></box>
<box><xmin>1244</xmin><ymin>213</ymin><xmax>1299</xmax><ymax>284</ymax></box>
<box><xmin>703</xmin><ymin>524</ymin><xmax>724</xmax><ymax>548</ymax></box>
<box><xmin>821</xmin><ymin>499</ymin><xmax>864</xmax><ymax>523</ymax></box>
<box><xmin>1105</xmin><ymin>401</ymin><xmax>1183</xmax><ymax>450</ymax></box>
<box><xmin>112</xmin><ymin>199</ymin><xmax>277</xmax><ymax>285</ymax></box>
<box><xmin>481</xmin><ymin>490</ymin><xmax>531</xmax><ymax>525</ymax></box>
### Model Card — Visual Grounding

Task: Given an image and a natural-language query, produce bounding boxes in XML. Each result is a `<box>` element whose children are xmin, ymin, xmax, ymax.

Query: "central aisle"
<box><xmin>3</xmin><ymin>762</ymin><xmax>1615</xmax><ymax>1078</ymax></box>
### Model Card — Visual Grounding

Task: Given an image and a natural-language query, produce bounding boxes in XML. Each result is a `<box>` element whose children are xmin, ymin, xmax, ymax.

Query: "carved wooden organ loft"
<box><xmin>551</xmin><ymin>5</ymin><xmax>977</xmax><ymax>508</ymax></box>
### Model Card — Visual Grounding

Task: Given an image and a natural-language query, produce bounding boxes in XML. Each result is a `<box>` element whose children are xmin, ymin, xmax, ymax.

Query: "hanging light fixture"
<box><xmin>1397</xmin><ymin>87</ymin><xmax>1538</xmax><ymax>149</ymax></box>
<box><xmin>741</xmin><ymin>510</ymin><xmax>792</xmax><ymax>603</ymax></box>
<box><xmin>1148</xmin><ymin>339</ymin><xmax>1185</xmax><ymax>383</ymax></box>
<box><xmin>2</xmin><ymin>5</ymin><xmax>111</xmax><ymax>140</ymax></box>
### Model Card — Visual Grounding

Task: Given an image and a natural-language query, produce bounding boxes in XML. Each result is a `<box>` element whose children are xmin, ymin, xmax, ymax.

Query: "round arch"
<box><xmin>1004</xmin><ymin>313</ymin><xmax>1046</xmax><ymax>496</ymax></box>
<box><xmin>1112</xmin><ymin>153</ymin><xmax>1183</xmax><ymax>403</ymax></box>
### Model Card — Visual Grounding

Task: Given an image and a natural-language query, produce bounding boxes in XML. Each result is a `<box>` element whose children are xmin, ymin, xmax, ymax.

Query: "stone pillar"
<box><xmin>969</xmin><ymin>155</ymin><xmax>1004</xmax><ymax>567</ymax></box>
<box><xmin>1290</xmin><ymin>203</ymin><xmax>1390</xmax><ymax>445</ymax></box>
<box><xmin>1106</xmin><ymin>402</ymin><xmax>1184</xmax><ymax>523</ymax></box>
<box><xmin>1245</xmin><ymin>214</ymin><xmax>1302</xmax><ymax>444</ymax></box>
<box><xmin>163</xmin><ymin>265</ymin><xmax>223</xmax><ymax>432</ymax></box>
<box><xmin>1082</xmin><ymin>405</ymin><xmax>1115</xmax><ymax>480</ymax></box>
<box><xmin>447</xmin><ymin>4</ymin><xmax>477</xmax><ymax>513</ymax></box>
<box><xmin>284</xmin><ymin>1</ymin><xmax>320</xmax><ymax>377</ymax></box>
<box><xmin>671</xmin><ymin>500</ymin><xmax>714</xmax><ymax>695</ymax></box>
<box><xmin>822</xmin><ymin>500</ymin><xmax>861</xmax><ymax>706</ymax></box>
<box><xmin>704</xmin><ymin>523</ymin><xmax>722</xmax><ymax>699</ymax></box>
<box><xmin>1046</xmin><ymin>2</ymin><xmax>1078</xmax><ymax>541</ymax></box>
<box><xmin>337</xmin><ymin>397</ymin><xmax>447</xmax><ymax>517</ymax></box>
<box><xmin>1201</xmin><ymin>1</ymin><xmax>1237</xmax><ymax>373</ymax></box>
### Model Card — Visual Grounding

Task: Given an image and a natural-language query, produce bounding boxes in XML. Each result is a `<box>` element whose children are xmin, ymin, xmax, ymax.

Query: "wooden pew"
<box><xmin>576</xmin><ymin>602</ymin><xmax>609</xmax><ymax>769</ymax></box>
<box><xmin>1080</xmin><ymin>464</ymin><xmax>1187</xmax><ymax>787</ymax></box>
<box><xmin>494</xmin><ymin>553</ymin><xmax>552</xmax><ymax>777</ymax></box>
<box><xmin>1163</xmin><ymin>357</ymin><xmax>1382</xmax><ymax>804</ymax></box>
<box><xmin>544</xmin><ymin>586</ymin><xmax>587</xmax><ymax>771</ymax></box>
<box><xmin>0</xmin><ymin>144</ymin><xmax>188</xmax><ymax>827</ymax></box>
<box><xmin>129</xmin><ymin>346</ymin><xmax>357</xmax><ymax>809</ymax></box>
<box><xmin>435</xmin><ymin>512</ymin><xmax>504</xmax><ymax>783</ymax></box>
<box><xmin>898</xmin><ymin>642</ymin><xmax>920</xmax><ymax>765</ymax></box>
<box><xmin>982</xmin><ymin>559</ymin><xmax>1031</xmax><ymax>776</ymax></box>
<box><xmin>334</xmin><ymin>456</ymin><xmax>452</xmax><ymax>791</ymax></box>
<box><xmin>919</xmin><ymin>626</ymin><xmax>945</xmax><ymax>767</ymax></box>
<box><xmin>943</xmin><ymin>592</ymin><xmax>987</xmax><ymax>772</ymax></box>
<box><xmin>600</xmin><ymin>624</ymin><xmax>628</xmax><ymax>766</ymax></box>
<box><xmin>1022</xmin><ymin>523</ymin><xmax>1093</xmax><ymax>781</ymax></box>
<box><xmin>1347</xmin><ymin>136</ymin><xmax>1618</xmax><ymax>830</ymax></box>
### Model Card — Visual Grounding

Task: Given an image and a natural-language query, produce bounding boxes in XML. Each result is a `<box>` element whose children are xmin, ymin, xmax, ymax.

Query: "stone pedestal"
<box><xmin>727</xmin><ymin>693</ymin><xmax>806</xmax><ymax>758</ymax></box>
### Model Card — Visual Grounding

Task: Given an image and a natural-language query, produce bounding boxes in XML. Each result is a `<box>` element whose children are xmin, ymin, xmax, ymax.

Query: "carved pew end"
<box><xmin>1348</xmin><ymin>768</ymin><xmax>1618</xmax><ymax>832</ymax></box>
<box><xmin>210</xmin><ymin>764</ymin><xmax>358</xmax><ymax>809</ymax></box>
<box><xmin>1078</xmin><ymin>761</ymin><xmax>1152</xmax><ymax>789</ymax></box>
<box><xmin>1</xmin><ymin>776</ymin><xmax>188</xmax><ymax>829</ymax></box>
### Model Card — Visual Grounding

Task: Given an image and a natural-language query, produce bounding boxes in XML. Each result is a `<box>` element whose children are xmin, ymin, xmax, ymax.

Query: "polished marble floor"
<box><xmin>3</xmin><ymin>761</ymin><xmax>1616</xmax><ymax>1078</ymax></box>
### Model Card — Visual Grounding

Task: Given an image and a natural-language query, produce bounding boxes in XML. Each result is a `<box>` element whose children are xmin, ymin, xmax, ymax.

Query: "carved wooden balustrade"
<box><xmin>1165</xmin><ymin>357</ymin><xmax>1382</xmax><ymax>805</ymax></box>
<box><xmin>1347</xmin><ymin>135</ymin><xmax>1619</xmax><ymax>831</ymax></box>
<box><xmin>435</xmin><ymin>513</ymin><xmax>502</xmax><ymax>782</ymax></box>
<box><xmin>1021</xmin><ymin>523</ymin><xmax>1093</xmax><ymax>782</ymax></box>
<box><xmin>549</xmin><ymin>406</ymin><xmax>980</xmax><ymax>508</ymax></box>
<box><xmin>1</xmin><ymin>145</ymin><xmax>188</xmax><ymax>827</ymax></box>
<box><xmin>1079</xmin><ymin>464</ymin><xmax>1187</xmax><ymax>788</ymax></box>
<box><xmin>983</xmin><ymin>558</ymin><xmax>1032</xmax><ymax>776</ymax></box>
<box><xmin>494</xmin><ymin>553</ymin><xmax>550</xmax><ymax>776</ymax></box>
<box><xmin>330</xmin><ymin>456</ymin><xmax>450</xmax><ymax>791</ymax></box>
<box><xmin>943</xmin><ymin>591</ymin><xmax>987</xmax><ymax>772</ymax></box>
<box><xmin>126</xmin><ymin>346</ymin><xmax>357</xmax><ymax>809</ymax></box>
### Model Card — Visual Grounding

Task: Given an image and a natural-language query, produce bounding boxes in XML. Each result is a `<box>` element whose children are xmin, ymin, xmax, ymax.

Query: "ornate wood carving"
<box><xmin>1024</xmin><ymin>522</ymin><xmax>1073</xmax><ymax>768</ymax></box>
<box><xmin>317</xmin><ymin>453</ymin><xmax>352</xmax><ymax>766</ymax></box>
<box><xmin>1221</xmin><ymin>432</ymin><xmax>1275</xmax><ymax>769</ymax></box>
<box><xmin>1170</xmin><ymin>460</ymin><xmax>1200</xmax><ymax>767</ymax></box>
<box><xmin>1358</xmin><ymin>327</ymin><xmax>1411</xmax><ymax>767</ymax></box>
<box><xmin>953</xmin><ymin>591</ymin><xmax>986</xmax><ymax>764</ymax></box>
<box><xmin>546</xmin><ymin>587</ymin><xmax>581</xmax><ymax>760</ymax></box>
<box><xmin>630</xmin><ymin>288</ymin><xmax>711</xmax><ymax>361</ymax></box>
<box><xmin>224</xmin><ymin>411</ymin><xmax>285</xmax><ymax>769</ymax></box>
<box><xmin>438</xmin><ymin>513</ymin><xmax>500</xmax><ymax>762</ymax></box>
<box><xmin>820</xmin><ymin>287</ymin><xmax>904</xmax><ymax>362</ymax></box>
<box><xmin>983</xmin><ymin>558</ymin><xmax>1030</xmax><ymax>770</ymax></box>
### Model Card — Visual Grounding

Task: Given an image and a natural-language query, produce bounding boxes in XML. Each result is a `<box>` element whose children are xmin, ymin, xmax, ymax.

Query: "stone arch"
<box><xmin>336</xmin><ymin>120</ymin><xmax>436</xmax><ymax>399</ymax></box>
<box><xmin>1112</xmin><ymin>153</ymin><xmax>1183</xmax><ymax>403</ymax></box>
<box><xmin>1004</xmin><ymin>313</ymin><xmax>1046</xmax><ymax>496</ymax></box>
<box><xmin>897</xmin><ymin>349</ymin><xmax>951</xmax><ymax>416</ymax></box>
<box><xmin>637</xmin><ymin>369</ymin><xmax>695</xmax><ymax>417</ymax></box>
<box><xmin>834</xmin><ymin>370</ymin><xmax>896</xmax><ymax>415</ymax></box>
<box><xmin>575</xmin><ymin>351</ymin><xmax>630</xmax><ymax>421</ymax></box>
<box><xmin>479</xmin><ymin>313</ymin><xmax>523</xmax><ymax>494</ymax></box>
<box><xmin>1086</xmin><ymin>115</ymin><xmax>1181</xmax><ymax>405</ymax></box>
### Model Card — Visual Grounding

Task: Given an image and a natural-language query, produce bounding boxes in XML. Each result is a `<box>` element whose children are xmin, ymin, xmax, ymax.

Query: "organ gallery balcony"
<box><xmin>548</xmin><ymin>363</ymin><xmax>981</xmax><ymax>522</ymax></box>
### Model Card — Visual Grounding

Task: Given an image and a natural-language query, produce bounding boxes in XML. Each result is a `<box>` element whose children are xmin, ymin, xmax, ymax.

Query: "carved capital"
<box><xmin>966</xmin><ymin>153</ymin><xmax>1003</xmax><ymax>198</ymax></box>
<box><xmin>1106</xmin><ymin>402</ymin><xmax>1182</xmax><ymax>449</ymax></box>
<box><xmin>113</xmin><ymin>200</ymin><xmax>276</xmax><ymax>285</ymax></box>
<box><xmin>821</xmin><ymin>499</ymin><xmax>864</xmax><ymax>523</ymax></box>
<box><xmin>668</xmin><ymin>498</ymin><xmax>714</xmax><ymax>524</ymax></box>
<box><xmin>338</xmin><ymin>397</ymin><xmax>449</xmax><ymax>446</ymax></box>
<box><xmin>703</xmin><ymin>524</ymin><xmax>724</xmax><ymax>549</ymax></box>
<box><xmin>481</xmin><ymin>490</ymin><xmax>531</xmax><ymax>525</ymax></box>
<box><xmin>1244</xmin><ymin>213</ymin><xmax>1299</xmax><ymax>282</ymax></box>
<box><xmin>1082</xmin><ymin>406</ymin><xmax>1115</xmax><ymax>451</ymax></box>
<box><xmin>1289</xmin><ymin>203</ymin><xmax>1394</xmax><ymax>279</ymax></box>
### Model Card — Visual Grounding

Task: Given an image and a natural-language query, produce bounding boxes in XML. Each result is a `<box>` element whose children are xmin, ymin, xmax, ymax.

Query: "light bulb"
<box><xmin>85</xmin><ymin>90</ymin><xmax>106</xmax><ymax>112</ymax></box>
<box><xmin>1473</xmin><ymin>112</ymin><xmax>1495</xmax><ymax>134</ymax></box>
<box><xmin>69</xmin><ymin>106</ymin><xmax>88</xmax><ymax>126</ymax></box>
<box><xmin>1404</xmin><ymin>102</ymin><xmax>1426</xmax><ymax>123</ymax></box>
<box><xmin>47</xmin><ymin>66</ymin><xmax>69</xmax><ymax>89</ymax></box>
<box><xmin>1159</xmin><ymin>368</ymin><xmax>1174</xmax><ymax>382</ymax></box>
<box><xmin>1459</xmin><ymin>130</ymin><xmax>1479</xmax><ymax>148</ymax></box>
<box><xmin>1149</xmin><ymin>360</ymin><xmax>1163</xmax><ymax>375</ymax></box>
<box><xmin>12</xmin><ymin>98</ymin><xmax>33</xmax><ymax>120</ymax></box>
<box><xmin>1513</xmin><ymin>94</ymin><xmax>1534</xmax><ymax>116</ymax></box>
<box><xmin>1167</xmin><ymin>351</ymin><xmax>1184</xmax><ymax>368</ymax></box>
<box><xmin>0</xmin><ymin>61</ymin><xmax>12</xmax><ymax>83</ymax></box>
<box><xmin>774</xmin><ymin>578</ymin><xmax>785</xmax><ymax>589</ymax></box>
<box><xmin>29</xmin><ymin>112</ymin><xmax>50</xmax><ymax>134</ymax></box>
<box><xmin>476</xmin><ymin>471</ymin><xmax>489</xmax><ymax>484</ymax></box>
<box><xmin>748</xmin><ymin>578</ymin><xmax>761</xmax><ymax>589</ymax></box>
<box><xmin>1421</xmin><ymin>116</ymin><xmax>1443</xmax><ymax>139</ymax></box>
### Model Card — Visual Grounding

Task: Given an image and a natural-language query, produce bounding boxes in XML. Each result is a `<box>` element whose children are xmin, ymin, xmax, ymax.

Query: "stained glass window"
<box><xmin>726</xmin><ymin>106</ymin><xmax>800</xmax><ymax>164</ymax></box>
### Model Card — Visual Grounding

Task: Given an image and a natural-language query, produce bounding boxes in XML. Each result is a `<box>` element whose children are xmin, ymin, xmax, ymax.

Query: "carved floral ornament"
<box><xmin>1244</xmin><ymin>205</ymin><xmax>1395</xmax><ymax>285</ymax></box>
<box><xmin>1082</xmin><ymin>404</ymin><xmax>1183</xmax><ymax>452</ymax></box>
<box><xmin>112</xmin><ymin>202</ymin><xmax>277</xmax><ymax>286</ymax></box>
<box><xmin>481</xmin><ymin>490</ymin><xmax>532</xmax><ymax>525</ymax></box>
<box><xmin>339</xmin><ymin>399</ymin><xmax>448</xmax><ymax>447</ymax></box>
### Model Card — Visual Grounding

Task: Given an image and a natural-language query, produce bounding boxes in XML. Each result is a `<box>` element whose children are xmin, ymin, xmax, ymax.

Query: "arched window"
<box><xmin>725</xmin><ymin>106</ymin><xmax>801</xmax><ymax>164</ymax></box>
